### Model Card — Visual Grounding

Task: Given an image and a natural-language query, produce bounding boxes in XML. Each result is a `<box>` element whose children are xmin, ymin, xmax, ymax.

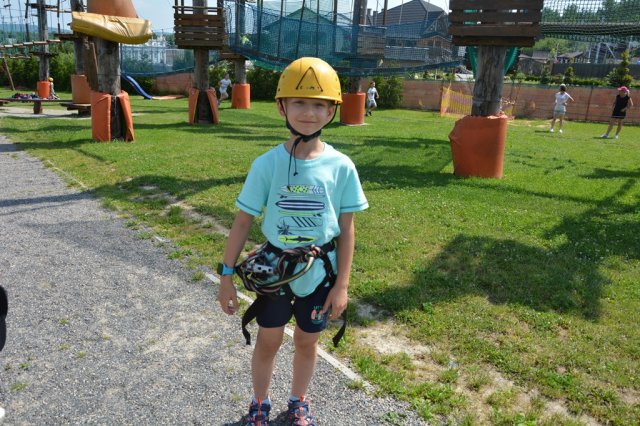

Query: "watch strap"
<box><xmin>217</xmin><ymin>262</ymin><xmax>235</xmax><ymax>276</ymax></box>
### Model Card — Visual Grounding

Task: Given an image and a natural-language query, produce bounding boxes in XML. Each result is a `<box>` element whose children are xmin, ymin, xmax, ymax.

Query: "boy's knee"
<box><xmin>293</xmin><ymin>328</ymin><xmax>320</xmax><ymax>352</ymax></box>
<box><xmin>256</xmin><ymin>326</ymin><xmax>285</xmax><ymax>351</ymax></box>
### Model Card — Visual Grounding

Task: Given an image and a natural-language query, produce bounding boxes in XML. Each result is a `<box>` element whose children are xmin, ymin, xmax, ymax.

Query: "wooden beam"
<box><xmin>450</xmin><ymin>0</ymin><xmax>543</xmax><ymax>9</ymax></box>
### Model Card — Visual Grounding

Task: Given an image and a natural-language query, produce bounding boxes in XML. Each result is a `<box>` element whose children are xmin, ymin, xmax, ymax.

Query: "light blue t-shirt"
<box><xmin>236</xmin><ymin>142</ymin><xmax>369</xmax><ymax>296</ymax></box>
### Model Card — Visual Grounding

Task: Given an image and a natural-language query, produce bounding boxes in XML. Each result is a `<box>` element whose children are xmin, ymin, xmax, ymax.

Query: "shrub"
<box><xmin>607</xmin><ymin>50</ymin><xmax>634</xmax><ymax>88</ymax></box>
<box><xmin>539</xmin><ymin>68</ymin><xmax>551</xmax><ymax>85</ymax></box>
<box><xmin>372</xmin><ymin>75</ymin><xmax>403</xmax><ymax>109</ymax></box>
<box><xmin>563</xmin><ymin>66</ymin><xmax>575</xmax><ymax>85</ymax></box>
<box><xmin>247</xmin><ymin>66</ymin><xmax>280</xmax><ymax>100</ymax></box>
<box><xmin>209</xmin><ymin>61</ymin><xmax>232</xmax><ymax>90</ymax></box>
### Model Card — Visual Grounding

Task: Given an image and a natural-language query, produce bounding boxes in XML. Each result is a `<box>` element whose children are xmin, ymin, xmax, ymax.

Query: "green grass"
<box><xmin>2</xmin><ymin>90</ymin><xmax>639</xmax><ymax>424</ymax></box>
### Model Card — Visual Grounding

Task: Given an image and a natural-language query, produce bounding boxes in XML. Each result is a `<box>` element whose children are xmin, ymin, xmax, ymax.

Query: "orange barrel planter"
<box><xmin>91</xmin><ymin>90</ymin><xmax>135</xmax><ymax>142</ymax></box>
<box><xmin>37</xmin><ymin>81</ymin><xmax>50</xmax><ymax>99</ymax></box>
<box><xmin>188</xmin><ymin>88</ymin><xmax>219</xmax><ymax>124</ymax></box>
<box><xmin>231</xmin><ymin>83</ymin><xmax>251</xmax><ymax>109</ymax></box>
<box><xmin>339</xmin><ymin>92</ymin><xmax>365</xmax><ymax>125</ymax></box>
<box><xmin>71</xmin><ymin>74</ymin><xmax>91</xmax><ymax>104</ymax></box>
<box><xmin>448</xmin><ymin>114</ymin><xmax>508</xmax><ymax>178</ymax></box>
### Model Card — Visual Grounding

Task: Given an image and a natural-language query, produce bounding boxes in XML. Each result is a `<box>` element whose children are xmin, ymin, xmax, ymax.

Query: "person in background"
<box><xmin>48</xmin><ymin>77</ymin><xmax>59</xmax><ymax>100</ymax></box>
<box><xmin>601</xmin><ymin>86</ymin><xmax>633</xmax><ymax>140</ymax></box>
<box><xmin>218</xmin><ymin>73</ymin><xmax>233</xmax><ymax>107</ymax></box>
<box><xmin>549</xmin><ymin>84</ymin><xmax>574</xmax><ymax>133</ymax></box>
<box><xmin>366</xmin><ymin>81</ymin><xmax>379</xmax><ymax>116</ymax></box>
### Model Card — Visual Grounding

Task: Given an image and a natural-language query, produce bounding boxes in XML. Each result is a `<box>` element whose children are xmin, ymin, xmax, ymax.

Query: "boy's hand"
<box><xmin>321</xmin><ymin>285</ymin><xmax>348</xmax><ymax>320</ymax></box>
<box><xmin>217</xmin><ymin>277</ymin><xmax>239</xmax><ymax>315</ymax></box>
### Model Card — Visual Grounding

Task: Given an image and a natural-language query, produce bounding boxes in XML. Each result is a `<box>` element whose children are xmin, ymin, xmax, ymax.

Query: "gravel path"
<box><xmin>0</xmin><ymin>134</ymin><xmax>425</xmax><ymax>425</ymax></box>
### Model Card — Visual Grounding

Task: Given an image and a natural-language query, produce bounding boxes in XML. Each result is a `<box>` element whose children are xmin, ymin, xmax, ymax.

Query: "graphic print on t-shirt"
<box><xmin>276</xmin><ymin>184</ymin><xmax>326</xmax><ymax>245</ymax></box>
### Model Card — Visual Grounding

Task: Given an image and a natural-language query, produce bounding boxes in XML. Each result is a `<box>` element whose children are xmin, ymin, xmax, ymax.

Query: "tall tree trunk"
<box><xmin>71</xmin><ymin>0</ymin><xmax>85</xmax><ymax>74</ymax></box>
<box><xmin>37</xmin><ymin>0</ymin><xmax>49</xmax><ymax>81</ymax></box>
<box><xmin>348</xmin><ymin>0</ymin><xmax>367</xmax><ymax>94</ymax></box>
<box><xmin>234</xmin><ymin>59</ymin><xmax>246</xmax><ymax>84</ymax></box>
<box><xmin>95</xmin><ymin>38</ymin><xmax>123</xmax><ymax>138</ymax></box>
<box><xmin>95</xmin><ymin>39</ymin><xmax>121</xmax><ymax>94</ymax></box>
<box><xmin>193</xmin><ymin>0</ymin><xmax>213</xmax><ymax>123</ymax></box>
<box><xmin>471</xmin><ymin>46</ymin><xmax>507</xmax><ymax>116</ymax></box>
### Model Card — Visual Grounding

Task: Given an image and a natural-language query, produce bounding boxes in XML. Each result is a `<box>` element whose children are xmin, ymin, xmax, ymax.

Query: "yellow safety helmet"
<box><xmin>275</xmin><ymin>57</ymin><xmax>342</xmax><ymax>104</ymax></box>
<box><xmin>48</xmin><ymin>77</ymin><xmax>54</xmax><ymax>82</ymax></box>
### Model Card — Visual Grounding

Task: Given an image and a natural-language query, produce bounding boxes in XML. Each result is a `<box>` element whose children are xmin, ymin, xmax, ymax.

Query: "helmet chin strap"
<box><xmin>279</xmin><ymin>100</ymin><xmax>337</xmax><ymax>189</ymax></box>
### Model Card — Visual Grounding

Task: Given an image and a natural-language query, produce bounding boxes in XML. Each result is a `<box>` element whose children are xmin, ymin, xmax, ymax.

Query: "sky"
<box><xmin>131</xmin><ymin>0</ymin><xmax>450</xmax><ymax>32</ymax></box>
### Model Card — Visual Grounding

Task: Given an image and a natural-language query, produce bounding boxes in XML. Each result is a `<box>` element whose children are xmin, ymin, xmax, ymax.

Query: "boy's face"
<box><xmin>278</xmin><ymin>98</ymin><xmax>336</xmax><ymax>135</ymax></box>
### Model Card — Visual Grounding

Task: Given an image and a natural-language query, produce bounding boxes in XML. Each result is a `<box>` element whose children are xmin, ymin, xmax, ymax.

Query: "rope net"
<box><xmin>223</xmin><ymin>0</ymin><xmax>463</xmax><ymax>77</ymax></box>
<box><xmin>3</xmin><ymin>1</ymin><xmax>640</xmax><ymax>76</ymax></box>
<box><xmin>541</xmin><ymin>0</ymin><xmax>640</xmax><ymax>42</ymax></box>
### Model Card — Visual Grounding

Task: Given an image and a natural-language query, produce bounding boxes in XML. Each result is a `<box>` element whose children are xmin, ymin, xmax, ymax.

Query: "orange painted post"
<box><xmin>231</xmin><ymin>83</ymin><xmax>251</xmax><ymax>109</ymax></box>
<box><xmin>448</xmin><ymin>114</ymin><xmax>508</xmax><ymax>178</ymax></box>
<box><xmin>339</xmin><ymin>92</ymin><xmax>365</xmax><ymax>125</ymax></box>
<box><xmin>37</xmin><ymin>81</ymin><xmax>50</xmax><ymax>99</ymax></box>
<box><xmin>71</xmin><ymin>74</ymin><xmax>91</xmax><ymax>104</ymax></box>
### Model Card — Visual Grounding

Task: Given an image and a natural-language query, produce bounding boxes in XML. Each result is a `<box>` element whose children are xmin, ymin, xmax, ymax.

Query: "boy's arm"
<box><xmin>320</xmin><ymin>212</ymin><xmax>355</xmax><ymax>320</ymax></box>
<box><xmin>217</xmin><ymin>210</ymin><xmax>254</xmax><ymax>315</ymax></box>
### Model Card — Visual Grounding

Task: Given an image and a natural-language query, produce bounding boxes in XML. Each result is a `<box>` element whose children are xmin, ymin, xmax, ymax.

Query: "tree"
<box><xmin>608</xmin><ymin>50</ymin><xmax>634</xmax><ymax>88</ymax></box>
<box><xmin>564</xmin><ymin>66</ymin><xmax>575</xmax><ymax>84</ymax></box>
<box><xmin>540</xmin><ymin>67</ymin><xmax>551</xmax><ymax>85</ymax></box>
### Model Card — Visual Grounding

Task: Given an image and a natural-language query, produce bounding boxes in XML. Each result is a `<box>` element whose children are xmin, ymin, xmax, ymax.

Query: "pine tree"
<box><xmin>564</xmin><ymin>66</ymin><xmax>575</xmax><ymax>85</ymax></box>
<box><xmin>608</xmin><ymin>50</ymin><xmax>634</xmax><ymax>88</ymax></box>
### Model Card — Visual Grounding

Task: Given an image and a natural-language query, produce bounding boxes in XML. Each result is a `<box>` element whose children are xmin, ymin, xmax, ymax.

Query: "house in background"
<box><xmin>366</xmin><ymin>0</ymin><xmax>454</xmax><ymax>64</ymax></box>
<box><xmin>518</xmin><ymin>51</ymin><xmax>551</xmax><ymax>75</ymax></box>
<box><xmin>557</xmin><ymin>51</ymin><xmax>585</xmax><ymax>64</ymax></box>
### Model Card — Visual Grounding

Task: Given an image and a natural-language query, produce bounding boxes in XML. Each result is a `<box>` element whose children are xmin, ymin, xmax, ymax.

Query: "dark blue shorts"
<box><xmin>256</xmin><ymin>280</ymin><xmax>334</xmax><ymax>333</ymax></box>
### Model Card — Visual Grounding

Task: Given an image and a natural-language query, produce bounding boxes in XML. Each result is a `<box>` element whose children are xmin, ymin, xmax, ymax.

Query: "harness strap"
<box><xmin>240</xmin><ymin>240</ymin><xmax>347</xmax><ymax>347</ymax></box>
<box><xmin>241</xmin><ymin>295</ymin><xmax>266</xmax><ymax>345</ymax></box>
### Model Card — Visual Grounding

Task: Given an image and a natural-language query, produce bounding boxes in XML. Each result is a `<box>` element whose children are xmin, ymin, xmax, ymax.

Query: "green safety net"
<box><xmin>3</xmin><ymin>0</ymin><xmax>640</xmax><ymax>77</ymax></box>
<box><xmin>467</xmin><ymin>47</ymin><xmax>519</xmax><ymax>78</ymax></box>
<box><xmin>223</xmin><ymin>0</ymin><xmax>463</xmax><ymax>76</ymax></box>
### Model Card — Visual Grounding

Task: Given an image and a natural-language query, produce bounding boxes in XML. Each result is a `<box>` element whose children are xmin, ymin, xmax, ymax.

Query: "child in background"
<box><xmin>366</xmin><ymin>81</ymin><xmax>379</xmax><ymax>116</ymax></box>
<box><xmin>218</xmin><ymin>73</ymin><xmax>232</xmax><ymax>106</ymax></box>
<box><xmin>549</xmin><ymin>84</ymin><xmax>574</xmax><ymax>133</ymax></box>
<box><xmin>601</xmin><ymin>86</ymin><xmax>633</xmax><ymax>140</ymax></box>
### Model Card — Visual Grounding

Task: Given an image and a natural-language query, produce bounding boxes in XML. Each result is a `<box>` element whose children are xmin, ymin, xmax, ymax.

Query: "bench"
<box><xmin>0</xmin><ymin>98</ymin><xmax>74</xmax><ymax>114</ymax></box>
<box><xmin>60</xmin><ymin>102</ymin><xmax>91</xmax><ymax>117</ymax></box>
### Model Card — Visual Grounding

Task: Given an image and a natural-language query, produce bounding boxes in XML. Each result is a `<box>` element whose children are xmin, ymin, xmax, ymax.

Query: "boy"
<box><xmin>366</xmin><ymin>81</ymin><xmax>379</xmax><ymax>116</ymax></box>
<box><xmin>217</xmin><ymin>57</ymin><xmax>368</xmax><ymax>425</ymax></box>
<box><xmin>218</xmin><ymin>73</ymin><xmax>233</xmax><ymax>106</ymax></box>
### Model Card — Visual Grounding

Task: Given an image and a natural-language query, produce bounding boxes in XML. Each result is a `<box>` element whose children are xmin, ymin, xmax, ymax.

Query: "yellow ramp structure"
<box><xmin>71</xmin><ymin>12</ymin><xmax>152</xmax><ymax>45</ymax></box>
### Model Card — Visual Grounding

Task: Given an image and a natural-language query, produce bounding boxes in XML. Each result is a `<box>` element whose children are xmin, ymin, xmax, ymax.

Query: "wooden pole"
<box><xmin>193</xmin><ymin>0</ymin><xmax>209</xmax><ymax>91</ymax></box>
<box><xmin>471</xmin><ymin>45</ymin><xmax>507</xmax><ymax>116</ymax></box>
<box><xmin>348</xmin><ymin>0</ymin><xmax>367</xmax><ymax>93</ymax></box>
<box><xmin>234</xmin><ymin>0</ymin><xmax>247</xmax><ymax>85</ymax></box>
<box><xmin>70</xmin><ymin>0</ymin><xmax>85</xmax><ymax>74</ymax></box>
<box><xmin>2</xmin><ymin>56</ymin><xmax>16</xmax><ymax>91</ymax></box>
<box><xmin>36</xmin><ymin>0</ymin><xmax>49</xmax><ymax>81</ymax></box>
<box><xmin>192</xmin><ymin>0</ymin><xmax>214</xmax><ymax>123</ymax></box>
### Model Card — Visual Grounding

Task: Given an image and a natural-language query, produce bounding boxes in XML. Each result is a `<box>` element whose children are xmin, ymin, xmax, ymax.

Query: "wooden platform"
<box><xmin>0</xmin><ymin>98</ymin><xmax>73</xmax><ymax>114</ymax></box>
<box><xmin>60</xmin><ymin>102</ymin><xmax>91</xmax><ymax>116</ymax></box>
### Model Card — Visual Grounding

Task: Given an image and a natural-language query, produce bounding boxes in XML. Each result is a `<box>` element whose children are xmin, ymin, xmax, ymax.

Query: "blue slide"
<box><xmin>122</xmin><ymin>74</ymin><xmax>153</xmax><ymax>100</ymax></box>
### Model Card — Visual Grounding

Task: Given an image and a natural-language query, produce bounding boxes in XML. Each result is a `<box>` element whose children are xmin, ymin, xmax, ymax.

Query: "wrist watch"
<box><xmin>217</xmin><ymin>262</ymin><xmax>235</xmax><ymax>276</ymax></box>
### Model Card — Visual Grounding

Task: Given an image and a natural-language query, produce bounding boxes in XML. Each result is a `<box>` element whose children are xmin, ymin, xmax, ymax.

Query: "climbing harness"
<box><xmin>237</xmin><ymin>240</ymin><xmax>347</xmax><ymax>347</ymax></box>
